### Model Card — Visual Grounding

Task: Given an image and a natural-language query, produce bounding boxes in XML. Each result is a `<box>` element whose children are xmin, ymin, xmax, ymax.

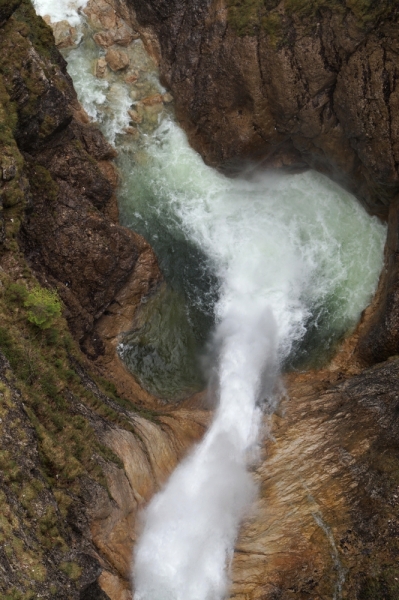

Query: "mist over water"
<box><xmin>30</xmin><ymin>5</ymin><xmax>387</xmax><ymax>597</ymax></box>
<box><xmin>131</xmin><ymin>120</ymin><xmax>386</xmax><ymax>600</ymax></box>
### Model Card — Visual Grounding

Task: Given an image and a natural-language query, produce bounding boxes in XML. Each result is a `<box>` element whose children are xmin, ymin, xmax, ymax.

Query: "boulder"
<box><xmin>51</xmin><ymin>19</ymin><xmax>78</xmax><ymax>49</ymax></box>
<box><xmin>94</xmin><ymin>57</ymin><xmax>108</xmax><ymax>78</ymax></box>
<box><xmin>105</xmin><ymin>48</ymin><xmax>130</xmax><ymax>71</ymax></box>
<box><xmin>93</xmin><ymin>23</ymin><xmax>137</xmax><ymax>47</ymax></box>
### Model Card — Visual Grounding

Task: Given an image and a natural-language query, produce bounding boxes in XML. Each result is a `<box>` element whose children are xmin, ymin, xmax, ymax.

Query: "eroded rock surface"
<box><xmin>0</xmin><ymin>0</ymin><xmax>163</xmax><ymax>355</ymax></box>
<box><xmin>231</xmin><ymin>360</ymin><xmax>399</xmax><ymax>598</ymax></box>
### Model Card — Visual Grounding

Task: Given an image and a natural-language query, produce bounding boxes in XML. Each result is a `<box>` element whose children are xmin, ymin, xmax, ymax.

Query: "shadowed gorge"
<box><xmin>1</xmin><ymin>0</ymin><xmax>399</xmax><ymax>599</ymax></box>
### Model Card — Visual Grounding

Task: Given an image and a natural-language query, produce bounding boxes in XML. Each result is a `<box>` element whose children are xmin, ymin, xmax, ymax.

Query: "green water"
<box><xmin>56</xmin><ymin>18</ymin><xmax>387</xmax><ymax>402</ymax></box>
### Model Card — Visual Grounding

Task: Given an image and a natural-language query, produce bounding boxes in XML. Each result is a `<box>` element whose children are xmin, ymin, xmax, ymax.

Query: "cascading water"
<box><xmin>127</xmin><ymin>120</ymin><xmax>386</xmax><ymax>600</ymax></box>
<box><xmin>32</xmin><ymin>2</ymin><xmax>387</xmax><ymax>598</ymax></box>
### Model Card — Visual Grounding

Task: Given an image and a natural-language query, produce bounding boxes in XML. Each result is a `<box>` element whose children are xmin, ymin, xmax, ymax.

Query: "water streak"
<box><xmin>32</xmin><ymin>0</ymin><xmax>88</xmax><ymax>26</ymax></box>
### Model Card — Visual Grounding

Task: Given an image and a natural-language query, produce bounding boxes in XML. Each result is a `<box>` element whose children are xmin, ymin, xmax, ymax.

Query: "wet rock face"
<box><xmin>231</xmin><ymin>359</ymin><xmax>399</xmax><ymax>599</ymax></box>
<box><xmin>0</xmin><ymin>0</ymin><xmax>162</xmax><ymax>349</ymax></box>
<box><xmin>128</xmin><ymin>0</ymin><xmax>399</xmax><ymax>218</ymax></box>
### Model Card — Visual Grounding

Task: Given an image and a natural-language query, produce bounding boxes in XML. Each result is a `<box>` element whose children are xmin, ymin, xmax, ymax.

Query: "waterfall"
<box><xmin>31</xmin><ymin>2</ymin><xmax>386</xmax><ymax>598</ymax></box>
<box><xmin>129</xmin><ymin>120</ymin><xmax>386</xmax><ymax>600</ymax></box>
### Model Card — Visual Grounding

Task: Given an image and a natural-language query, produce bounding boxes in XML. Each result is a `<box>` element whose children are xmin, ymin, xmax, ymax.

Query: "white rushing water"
<box><xmin>130</xmin><ymin>120</ymin><xmax>386</xmax><ymax>600</ymax></box>
<box><xmin>32</xmin><ymin>0</ymin><xmax>88</xmax><ymax>26</ymax></box>
<box><xmin>31</xmin><ymin>4</ymin><xmax>387</xmax><ymax>597</ymax></box>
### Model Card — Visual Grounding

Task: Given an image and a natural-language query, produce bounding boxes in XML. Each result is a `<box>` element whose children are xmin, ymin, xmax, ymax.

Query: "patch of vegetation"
<box><xmin>24</xmin><ymin>286</ymin><xmax>61</xmax><ymax>329</ymax></box>
<box><xmin>359</xmin><ymin>567</ymin><xmax>399</xmax><ymax>599</ymax></box>
<box><xmin>226</xmin><ymin>0</ymin><xmax>399</xmax><ymax>39</ymax></box>
<box><xmin>60</xmin><ymin>561</ymin><xmax>82</xmax><ymax>581</ymax></box>
<box><xmin>12</xmin><ymin>0</ymin><xmax>57</xmax><ymax>61</ymax></box>
<box><xmin>227</xmin><ymin>0</ymin><xmax>266</xmax><ymax>36</ymax></box>
<box><xmin>3</xmin><ymin>589</ymin><xmax>35</xmax><ymax>600</ymax></box>
<box><xmin>27</xmin><ymin>164</ymin><xmax>59</xmax><ymax>204</ymax></box>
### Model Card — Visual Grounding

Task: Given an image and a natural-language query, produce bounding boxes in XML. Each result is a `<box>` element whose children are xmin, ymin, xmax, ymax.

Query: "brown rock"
<box><xmin>356</xmin><ymin>197</ymin><xmax>399</xmax><ymax>364</ymax></box>
<box><xmin>162</xmin><ymin>92</ymin><xmax>173</xmax><ymax>103</ymax></box>
<box><xmin>229</xmin><ymin>360</ymin><xmax>399</xmax><ymax>598</ymax></box>
<box><xmin>93</xmin><ymin>23</ymin><xmax>136</xmax><ymax>47</ymax></box>
<box><xmin>84</xmin><ymin>0</ymin><xmax>117</xmax><ymax>30</ymax></box>
<box><xmin>125</xmin><ymin>71</ymin><xmax>139</xmax><ymax>84</ymax></box>
<box><xmin>141</xmin><ymin>93</ymin><xmax>163</xmax><ymax>106</ymax></box>
<box><xmin>128</xmin><ymin>108</ymin><xmax>142</xmax><ymax>123</ymax></box>
<box><xmin>99</xmin><ymin>572</ymin><xmax>132</xmax><ymax>600</ymax></box>
<box><xmin>94</xmin><ymin>57</ymin><xmax>108</xmax><ymax>78</ymax></box>
<box><xmin>51</xmin><ymin>20</ymin><xmax>78</xmax><ymax>49</ymax></box>
<box><xmin>90</xmin><ymin>407</ymin><xmax>209</xmax><ymax>581</ymax></box>
<box><xmin>105</xmin><ymin>47</ymin><xmax>130</xmax><ymax>71</ymax></box>
<box><xmin>124</xmin><ymin>126</ymin><xmax>139</xmax><ymax>137</ymax></box>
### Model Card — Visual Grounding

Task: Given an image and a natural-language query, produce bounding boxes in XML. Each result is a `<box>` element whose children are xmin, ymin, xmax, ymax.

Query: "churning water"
<box><xmin>127</xmin><ymin>119</ymin><xmax>386</xmax><ymax>600</ymax></box>
<box><xmin>32</xmin><ymin>2</ymin><xmax>386</xmax><ymax>598</ymax></box>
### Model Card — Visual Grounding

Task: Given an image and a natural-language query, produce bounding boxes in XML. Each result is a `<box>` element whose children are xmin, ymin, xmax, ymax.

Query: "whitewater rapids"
<box><xmin>130</xmin><ymin>121</ymin><xmax>386</xmax><ymax>600</ymax></box>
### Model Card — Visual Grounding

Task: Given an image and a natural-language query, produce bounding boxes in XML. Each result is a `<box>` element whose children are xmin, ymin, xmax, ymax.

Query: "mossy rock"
<box><xmin>226</xmin><ymin>0</ymin><xmax>399</xmax><ymax>38</ymax></box>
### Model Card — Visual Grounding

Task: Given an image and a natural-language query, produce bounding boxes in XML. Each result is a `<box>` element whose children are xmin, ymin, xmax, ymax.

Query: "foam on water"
<box><xmin>32</xmin><ymin>0</ymin><xmax>88</xmax><ymax>26</ymax></box>
<box><xmin>65</xmin><ymin>39</ymin><xmax>132</xmax><ymax>143</ymax></box>
<box><xmin>131</xmin><ymin>120</ymin><xmax>386</xmax><ymax>600</ymax></box>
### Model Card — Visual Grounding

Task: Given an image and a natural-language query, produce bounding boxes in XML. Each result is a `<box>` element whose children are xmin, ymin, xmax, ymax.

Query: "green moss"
<box><xmin>261</xmin><ymin>12</ymin><xmax>283</xmax><ymax>46</ymax></box>
<box><xmin>27</xmin><ymin>164</ymin><xmax>59</xmax><ymax>203</ymax></box>
<box><xmin>4</xmin><ymin>282</ymin><xmax>28</xmax><ymax>304</ymax></box>
<box><xmin>24</xmin><ymin>286</ymin><xmax>62</xmax><ymax>329</ymax></box>
<box><xmin>226</xmin><ymin>0</ymin><xmax>399</xmax><ymax>38</ymax></box>
<box><xmin>39</xmin><ymin>113</ymin><xmax>56</xmax><ymax>139</ymax></box>
<box><xmin>0</xmin><ymin>450</ymin><xmax>23</xmax><ymax>483</ymax></box>
<box><xmin>3</xmin><ymin>590</ymin><xmax>35</xmax><ymax>600</ymax></box>
<box><xmin>12</xmin><ymin>0</ymin><xmax>56</xmax><ymax>61</ymax></box>
<box><xmin>359</xmin><ymin>567</ymin><xmax>399</xmax><ymax>599</ymax></box>
<box><xmin>225</xmin><ymin>0</ymin><xmax>265</xmax><ymax>36</ymax></box>
<box><xmin>60</xmin><ymin>561</ymin><xmax>82</xmax><ymax>581</ymax></box>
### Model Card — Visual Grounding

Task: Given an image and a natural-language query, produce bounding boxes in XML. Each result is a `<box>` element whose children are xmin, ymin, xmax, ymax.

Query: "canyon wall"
<box><xmin>2</xmin><ymin>1</ymin><xmax>399</xmax><ymax>599</ymax></box>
